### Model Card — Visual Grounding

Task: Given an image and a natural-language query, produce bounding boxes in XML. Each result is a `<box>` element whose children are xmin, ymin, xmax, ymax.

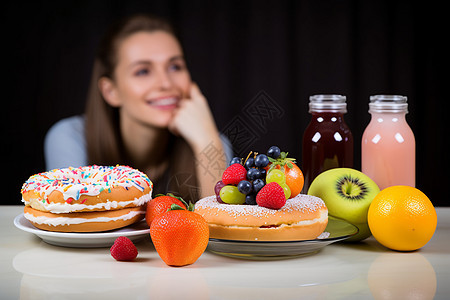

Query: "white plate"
<box><xmin>14</xmin><ymin>213</ymin><xmax>150</xmax><ymax>248</ymax></box>
<box><xmin>206</xmin><ymin>217</ymin><xmax>358</xmax><ymax>260</ymax></box>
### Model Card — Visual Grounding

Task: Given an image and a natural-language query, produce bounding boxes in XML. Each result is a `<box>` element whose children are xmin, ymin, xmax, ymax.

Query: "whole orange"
<box><xmin>368</xmin><ymin>186</ymin><xmax>437</xmax><ymax>251</ymax></box>
<box><xmin>150</xmin><ymin>209</ymin><xmax>209</xmax><ymax>267</ymax></box>
<box><xmin>146</xmin><ymin>194</ymin><xmax>186</xmax><ymax>227</ymax></box>
<box><xmin>269</xmin><ymin>163</ymin><xmax>304</xmax><ymax>198</ymax></box>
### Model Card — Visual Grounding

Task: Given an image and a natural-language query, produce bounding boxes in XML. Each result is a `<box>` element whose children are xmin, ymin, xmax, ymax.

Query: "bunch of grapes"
<box><xmin>215</xmin><ymin>146</ymin><xmax>289</xmax><ymax>205</ymax></box>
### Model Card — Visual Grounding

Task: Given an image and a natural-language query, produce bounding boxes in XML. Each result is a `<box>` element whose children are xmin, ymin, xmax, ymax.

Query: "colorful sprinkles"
<box><xmin>21</xmin><ymin>165</ymin><xmax>152</xmax><ymax>204</ymax></box>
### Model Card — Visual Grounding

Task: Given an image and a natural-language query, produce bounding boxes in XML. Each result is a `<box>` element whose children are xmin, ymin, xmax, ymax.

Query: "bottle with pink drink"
<box><xmin>361</xmin><ymin>95</ymin><xmax>415</xmax><ymax>190</ymax></box>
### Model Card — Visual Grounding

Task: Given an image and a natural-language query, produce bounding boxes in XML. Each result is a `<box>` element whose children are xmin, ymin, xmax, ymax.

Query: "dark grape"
<box><xmin>245</xmin><ymin>194</ymin><xmax>257</xmax><ymax>205</ymax></box>
<box><xmin>267</xmin><ymin>146</ymin><xmax>281</xmax><ymax>159</ymax></box>
<box><xmin>255</xmin><ymin>154</ymin><xmax>270</xmax><ymax>168</ymax></box>
<box><xmin>237</xmin><ymin>180</ymin><xmax>252</xmax><ymax>195</ymax></box>
<box><xmin>244</xmin><ymin>157</ymin><xmax>255</xmax><ymax>169</ymax></box>
<box><xmin>214</xmin><ymin>180</ymin><xmax>226</xmax><ymax>196</ymax></box>
<box><xmin>214</xmin><ymin>181</ymin><xmax>226</xmax><ymax>203</ymax></box>
<box><xmin>247</xmin><ymin>168</ymin><xmax>259</xmax><ymax>180</ymax></box>
<box><xmin>258</xmin><ymin>168</ymin><xmax>267</xmax><ymax>179</ymax></box>
<box><xmin>253</xmin><ymin>179</ymin><xmax>265</xmax><ymax>193</ymax></box>
<box><xmin>229</xmin><ymin>157</ymin><xmax>241</xmax><ymax>165</ymax></box>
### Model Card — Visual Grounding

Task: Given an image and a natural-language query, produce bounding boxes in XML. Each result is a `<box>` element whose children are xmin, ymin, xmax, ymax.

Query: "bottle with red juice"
<box><xmin>301</xmin><ymin>94</ymin><xmax>354</xmax><ymax>193</ymax></box>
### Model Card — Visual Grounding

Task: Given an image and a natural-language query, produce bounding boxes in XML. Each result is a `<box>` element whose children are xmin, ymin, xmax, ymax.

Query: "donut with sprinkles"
<box><xmin>21</xmin><ymin>165</ymin><xmax>153</xmax><ymax>232</ymax></box>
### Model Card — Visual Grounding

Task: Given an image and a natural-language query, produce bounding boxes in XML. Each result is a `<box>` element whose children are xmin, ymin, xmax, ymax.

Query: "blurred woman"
<box><xmin>45</xmin><ymin>14</ymin><xmax>231</xmax><ymax>202</ymax></box>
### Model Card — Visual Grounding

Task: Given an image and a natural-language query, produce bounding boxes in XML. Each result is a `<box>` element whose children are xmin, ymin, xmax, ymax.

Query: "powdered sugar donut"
<box><xmin>194</xmin><ymin>194</ymin><xmax>328</xmax><ymax>241</ymax></box>
<box><xmin>21</xmin><ymin>165</ymin><xmax>153</xmax><ymax>232</ymax></box>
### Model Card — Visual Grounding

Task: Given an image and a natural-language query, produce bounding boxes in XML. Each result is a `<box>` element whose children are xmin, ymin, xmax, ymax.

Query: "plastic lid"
<box><xmin>369</xmin><ymin>95</ymin><xmax>408</xmax><ymax>113</ymax></box>
<box><xmin>309</xmin><ymin>94</ymin><xmax>347</xmax><ymax>113</ymax></box>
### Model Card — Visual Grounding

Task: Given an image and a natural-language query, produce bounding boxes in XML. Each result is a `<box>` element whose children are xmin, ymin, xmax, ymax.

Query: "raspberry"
<box><xmin>256</xmin><ymin>182</ymin><xmax>286</xmax><ymax>210</ymax></box>
<box><xmin>222</xmin><ymin>163</ymin><xmax>247</xmax><ymax>185</ymax></box>
<box><xmin>110</xmin><ymin>236</ymin><xmax>138</xmax><ymax>261</ymax></box>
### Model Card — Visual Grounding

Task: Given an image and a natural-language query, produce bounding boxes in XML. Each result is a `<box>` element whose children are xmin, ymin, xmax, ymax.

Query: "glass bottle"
<box><xmin>302</xmin><ymin>94</ymin><xmax>354</xmax><ymax>193</ymax></box>
<box><xmin>361</xmin><ymin>95</ymin><xmax>415</xmax><ymax>190</ymax></box>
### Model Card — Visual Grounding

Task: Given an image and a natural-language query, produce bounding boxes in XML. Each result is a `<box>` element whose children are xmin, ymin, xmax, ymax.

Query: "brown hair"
<box><xmin>85</xmin><ymin>14</ymin><xmax>176</xmax><ymax>165</ymax></box>
<box><xmin>84</xmin><ymin>14</ymin><xmax>199</xmax><ymax>201</ymax></box>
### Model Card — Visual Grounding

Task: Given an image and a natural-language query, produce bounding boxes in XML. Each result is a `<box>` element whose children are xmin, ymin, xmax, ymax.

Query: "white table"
<box><xmin>1</xmin><ymin>205</ymin><xmax>449</xmax><ymax>299</ymax></box>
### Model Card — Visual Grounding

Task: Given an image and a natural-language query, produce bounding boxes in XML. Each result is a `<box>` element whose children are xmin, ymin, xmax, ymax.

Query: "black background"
<box><xmin>4</xmin><ymin>1</ymin><xmax>446</xmax><ymax>205</ymax></box>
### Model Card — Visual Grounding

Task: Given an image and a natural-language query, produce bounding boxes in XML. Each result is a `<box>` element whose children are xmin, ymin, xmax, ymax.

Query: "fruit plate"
<box><xmin>14</xmin><ymin>213</ymin><xmax>150</xmax><ymax>248</ymax></box>
<box><xmin>207</xmin><ymin>217</ymin><xmax>358</xmax><ymax>260</ymax></box>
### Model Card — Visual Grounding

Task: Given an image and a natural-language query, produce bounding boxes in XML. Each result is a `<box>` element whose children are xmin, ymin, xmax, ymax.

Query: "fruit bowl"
<box><xmin>206</xmin><ymin>217</ymin><xmax>358</xmax><ymax>260</ymax></box>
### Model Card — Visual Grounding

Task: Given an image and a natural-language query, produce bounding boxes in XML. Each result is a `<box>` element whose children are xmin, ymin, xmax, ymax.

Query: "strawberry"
<box><xmin>150</xmin><ymin>204</ymin><xmax>209</xmax><ymax>267</ymax></box>
<box><xmin>222</xmin><ymin>163</ymin><xmax>247</xmax><ymax>185</ymax></box>
<box><xmin>110</xmin><ymin>236</ymin><xmax>138</xmax><ymax>261</ymax></box>
<box><xmin>146</xmin><ymin>193</ymin><xmax>187</xmax><ymax>227</ymax></box>
<box><xmin>256</xmin><ymin>182</ymin><xmax>286</xmax><ymax>210</ymax></box>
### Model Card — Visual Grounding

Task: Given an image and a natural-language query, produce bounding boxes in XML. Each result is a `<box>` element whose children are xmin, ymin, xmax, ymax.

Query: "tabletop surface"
<box><xmin>1</xmin><ymin>205</ymin><xmax>449</xmax><ymax>299</ymax></box>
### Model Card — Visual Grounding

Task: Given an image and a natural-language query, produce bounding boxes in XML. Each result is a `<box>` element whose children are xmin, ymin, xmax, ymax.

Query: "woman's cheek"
<box><xmin>171</xmin><ymin>73</ymin><xmax>191</xmax><ymax>97</ymax></box>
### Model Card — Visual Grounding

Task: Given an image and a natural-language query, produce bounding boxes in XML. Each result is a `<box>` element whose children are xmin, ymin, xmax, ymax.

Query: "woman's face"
<box><xmin>105</xmin><ymin>31</ymin><xmax>191</xmax><ymax>129</ymax></box>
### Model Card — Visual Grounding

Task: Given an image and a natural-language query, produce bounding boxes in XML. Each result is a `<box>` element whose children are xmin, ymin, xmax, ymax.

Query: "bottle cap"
<box><xmin>369</xmin><ymin>95</ymin><xmax>408</xmax><ymax>113</ymax></box>
<box><xmin>309</xmin><ymin>94</ymin><xmax>347</xmax><ymax>113</ymax></box>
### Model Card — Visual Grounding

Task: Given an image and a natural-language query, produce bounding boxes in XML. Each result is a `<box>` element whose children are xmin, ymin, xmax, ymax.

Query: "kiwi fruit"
<box><xmin>308</xmin><ymin>168</ymin><xmax>380</xmax><ymax>241</ymax></box>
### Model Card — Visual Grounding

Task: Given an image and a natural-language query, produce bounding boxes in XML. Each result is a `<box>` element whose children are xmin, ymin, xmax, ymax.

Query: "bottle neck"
<box><xmin>309</xmin><ymin>111</ymin><xmax>347</xmax><ymax>124</ymax></box>
<box><xmin>310</xmin><ymin>111</ymin><xmax>345</xmax><ymax>117</ymax></box>
<box><xmin>369</xmin><ymin>111</ymin><xmax>407</xmax><ymax>123</ymax></box>
<box><xmin>309</xmin><ymin>94</ymin><xmax>347</xmax><ymax>113</ymax></box>
<box><xmin>369</xmin><ymin>95</ymin><xmax>408</xmax><ymax>113</ymax></box>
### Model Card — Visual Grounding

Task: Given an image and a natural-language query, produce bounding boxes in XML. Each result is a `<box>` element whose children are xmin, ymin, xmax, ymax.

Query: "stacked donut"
<box><xmin>21</xmin><ymin>165</ymin><xmax>153</xmax><ymax>232</ymax></box>
<box><xmin>195</xmin><ymin>194</ymin><xmax>328</xmax><ymax>241</ymax></box>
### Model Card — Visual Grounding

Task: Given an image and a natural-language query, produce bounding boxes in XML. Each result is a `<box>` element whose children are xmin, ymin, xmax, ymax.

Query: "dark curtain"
<box><xmin>4</xmin><ymin>1</ymin><xmax>445</xmax><ymax>205</ymax></box>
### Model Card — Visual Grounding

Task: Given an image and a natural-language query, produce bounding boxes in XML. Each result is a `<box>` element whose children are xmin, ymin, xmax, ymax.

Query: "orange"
<box><xmin>268</xmin><ymin>162</ymin><xmax>304</xmax><ymax>198</ymax></box>
<box><xmin>150</xmin><ymin>209</ymin><xmax>209</xmax><ymax>267</ymax></box>
<box><xmin>368</xmin><ymin>186</ymin><xmax>437</xmax><ymax>251</ymax></box>
<box><xmin>282</xmin><ymin>163</ymin><xmax>304</xmax><ymax>198</ymax></box>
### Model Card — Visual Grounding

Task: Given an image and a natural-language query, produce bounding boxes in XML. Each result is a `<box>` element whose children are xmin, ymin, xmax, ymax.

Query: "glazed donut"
<box><xmin>194</xmin><ymin>194</ymin><xmax>328</xmax><ymax>241</ymax></box>
<box><xmin>21</xmin><ymin>165</ymin><xmax>153</xmax><ymax>232</ymax></box>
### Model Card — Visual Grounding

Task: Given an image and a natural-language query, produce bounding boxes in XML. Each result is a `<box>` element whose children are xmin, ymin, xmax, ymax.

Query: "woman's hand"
<box><xmin>169</xmin><ymin>83</ymin><xmax>220</xmax><ymax>153</ymax></box>
<box><xmin>169</xmin><ymin>83</ymin><xmax>227</xmax><ymax>198</ymax></box>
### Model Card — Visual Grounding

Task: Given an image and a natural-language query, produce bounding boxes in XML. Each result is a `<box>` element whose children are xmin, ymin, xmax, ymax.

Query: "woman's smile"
<box><xmin>145</xmin><ymin>95</ymin><xmax>180</xmax><ymax>110</ymax></box>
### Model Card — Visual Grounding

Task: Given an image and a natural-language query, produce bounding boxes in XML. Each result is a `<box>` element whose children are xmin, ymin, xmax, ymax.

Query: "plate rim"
<box><xmin>14</xmin><ymin>213</ymin><xmax>150</xmax><ymax>240</ymax></box>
